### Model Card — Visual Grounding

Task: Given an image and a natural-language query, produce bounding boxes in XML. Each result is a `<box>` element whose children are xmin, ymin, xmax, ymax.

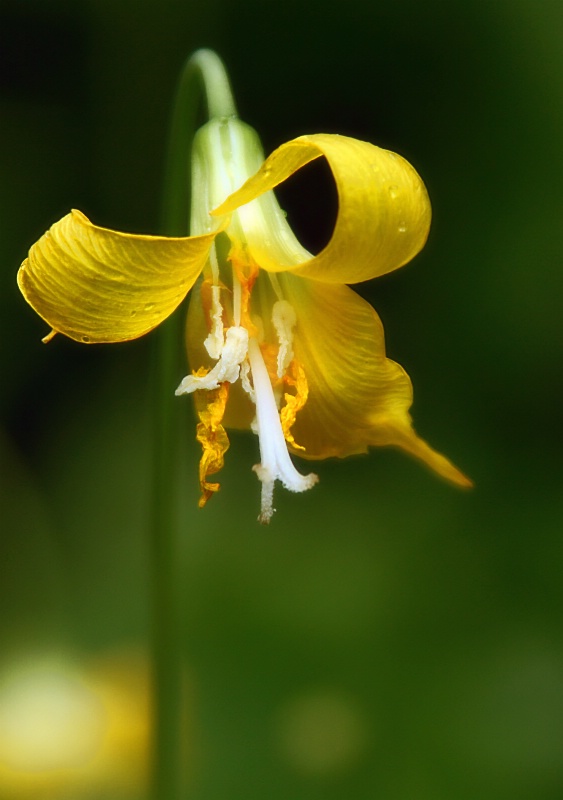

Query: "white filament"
<box><xmin>203</xmin><ymin>283</ymin><xmax>225</xmax><ymax>360</ymax></box>
<box><xmin>272</xmin><ymin>299</ymin><xmax>297</xmax><ymax>379</ymax></box>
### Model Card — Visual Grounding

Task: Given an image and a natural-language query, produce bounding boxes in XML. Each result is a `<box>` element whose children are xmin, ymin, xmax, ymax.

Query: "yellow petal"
<box><xmin>17</xmin><ymin>210</ymin><xmax>220</xmax><ymax>343</ymax></box>
<box><xmin>212</xmin><ymin>134</ymin><xmax>431</xmax><ymax>284</ymax></box>
<box><xmin>278</xmin><ymin>273</ymin><xmax>472</xmax><ymax>487</ymax></box>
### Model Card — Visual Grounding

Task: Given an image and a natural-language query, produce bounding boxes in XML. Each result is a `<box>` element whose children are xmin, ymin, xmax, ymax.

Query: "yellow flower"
<box><xmin>18</xmin><ymin>118</ymin><xmax>471</xmax><ymax>522</ymax></box>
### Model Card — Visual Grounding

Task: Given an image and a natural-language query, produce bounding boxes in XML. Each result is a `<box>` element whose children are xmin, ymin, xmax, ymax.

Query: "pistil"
<box><xmin>247</xmin><ymin>337</ymin><xmax>318</xmax><ymax>523</ymax></box>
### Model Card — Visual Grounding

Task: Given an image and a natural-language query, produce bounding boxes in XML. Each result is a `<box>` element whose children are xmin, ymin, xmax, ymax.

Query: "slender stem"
<box><xmin>161</xmin><ymin>49</ymin><xmax>237</xmax><ymax>237</ymax></box>
<box><xmin>150</xmin><ymin>50</ymin><xmax>237</xmax><ymax>800</ymax></box>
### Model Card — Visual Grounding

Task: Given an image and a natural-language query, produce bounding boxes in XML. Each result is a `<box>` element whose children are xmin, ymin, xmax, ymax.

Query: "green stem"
<box><xmin>150</xmin><ymin>50</ymin><xmax>237</xmax><ymax>800</ymax></box>
<box><xmin>161</xmin><ymin>49</ymin><xmax>237</xmax><ymax>237</ymax></box>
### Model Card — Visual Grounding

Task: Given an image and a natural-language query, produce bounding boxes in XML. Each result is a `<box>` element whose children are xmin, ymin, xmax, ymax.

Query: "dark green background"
<box><xmin>2</xmin><ymin>0</ymin><xmax>563</xmax><ymax>798</ymax></box>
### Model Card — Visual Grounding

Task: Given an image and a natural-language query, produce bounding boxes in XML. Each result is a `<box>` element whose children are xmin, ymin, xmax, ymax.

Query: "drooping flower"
<box><xmin>18</xmin><ymin>117</ymin><xmax>471</xmax><ymax>522</ymax></box>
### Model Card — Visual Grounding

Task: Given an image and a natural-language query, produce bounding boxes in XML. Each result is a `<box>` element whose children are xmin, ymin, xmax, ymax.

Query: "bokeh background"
<box><xmin>2</xmin><ymin>0</ymin><xmax>563</xmax><ymax>798</ymax></box>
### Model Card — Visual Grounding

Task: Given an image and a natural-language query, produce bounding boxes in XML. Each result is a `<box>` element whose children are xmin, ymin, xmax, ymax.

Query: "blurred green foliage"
<box><xmin>2</xmin><ymin>0</ymin><xmax>563</xmax><ymax>798</ymax></box>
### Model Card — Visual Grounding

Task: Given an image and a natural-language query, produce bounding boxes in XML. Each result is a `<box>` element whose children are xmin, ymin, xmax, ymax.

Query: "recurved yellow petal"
<box><xmin>18</xmin><ymin>210</ymin><xmax>220</xmax><ymax>343</ymax></box>
<box><xmin>277</xmin><ymin>272</ymin><xmax>471</xmax><ymax>487</ymax></box>
<box><xmin>212</xmin><ymin>134</ymin><xmax>431</xmax><ymax>284</ymax></box>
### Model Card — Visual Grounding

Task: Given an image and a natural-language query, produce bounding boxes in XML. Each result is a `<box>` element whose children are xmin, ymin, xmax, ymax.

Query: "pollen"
<box><xmin>230</xmin><ymin>249</ymin><xmax>259</xmax><ymax>334</ymax></box>
<box><xmin>194</xmin><ymin>382</ymin><xmax>230</xmax><ymax>507</ymax></box>
<box><xmin>175</xmin><ymin>325</ymin><xmax>249</xmax><ymax>393</ymax></box>
<box><xmin>280</xmin><ymin>360</ymin><xmax>309</xmax><ymax>452</ymax></box>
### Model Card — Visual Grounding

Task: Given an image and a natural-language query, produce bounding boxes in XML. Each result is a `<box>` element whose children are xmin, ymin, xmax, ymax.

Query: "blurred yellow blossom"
<box><xmin>0</xmin><ymin>650</ymin><xmax>149</xmax><ymax>799</ymax></box>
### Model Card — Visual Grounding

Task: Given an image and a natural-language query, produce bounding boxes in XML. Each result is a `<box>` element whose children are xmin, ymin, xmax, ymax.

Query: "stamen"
<box><xmin>203</xmin><ymin>283</ymin><xmax>224</xmax><ymax>359</ymax></box>
<box><xmin>239</xmin><ymin>359</ymin><xmax>255</xmax><ymax>403</ymax></box>
<box><xmin>280</xmin><ymin>360</ymin><xmax>309</xmax><ymax>452</ymax></box>
<box><xmin>247</xmin><ymin>337</ymin><xmax>318</xmax><ymax>524</ymax></box>
<box><xmin>251</xmin><ymin>314</ymin><xmax>265</xmax><ymax>344</ymax></box>
<box><xmin>230</xmin><ymin>251</ymin><xmax>259</xmax><ymax>334</ymax></box>
<box><xmin>194</xmin><ymin>383</ymin><xmax>230</xmax><ymax>507</ymax></box>
<box><xmin>272</xmin><ymin>299</ymin><xmax>297</xmax><ymax>379</ymax></box>
<box><xmin>232</xmin><ymin>266</ymin><xmax>242</xmax><ymax>327</ymax></box>
<box><xmin>268</xmin><ymin>272</ymin><xmax>284</xmax><ymax>302</ymax></box>
<box><xmin>208</xmin><ymin>240</ymin><xmax>220</xmax><ymax>284</ymax></box>
<box><xmin>175</xmin><ymin>326</ymin><xmax>249</xmax><ymax>394</ymax></box>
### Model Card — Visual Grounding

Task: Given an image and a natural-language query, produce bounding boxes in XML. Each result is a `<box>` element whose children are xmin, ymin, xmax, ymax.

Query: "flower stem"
<box><xmin>150</xmin><ymin>50</ymin><xmax>236</xmax><ymax>800</ymax></box>
<box><xmin>161</xmin><ymin>49</ymin><xmax>237</xmax><ymax>237</ymax></box>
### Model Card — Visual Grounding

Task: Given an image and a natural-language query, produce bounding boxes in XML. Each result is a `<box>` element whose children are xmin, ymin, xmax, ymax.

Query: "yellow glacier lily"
<box><xmin>18</xmin><ymin>117</ymin><xmax>471</xmax><ymax>522</ymax></box>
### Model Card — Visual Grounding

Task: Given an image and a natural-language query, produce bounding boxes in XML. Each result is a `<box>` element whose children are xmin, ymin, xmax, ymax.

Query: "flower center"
<box><xmin>178</xmin><ymin>117</ymin><xmax>320</xmax><ymax>520</ymax></box>
<box><xmin>176</xmin><ymin>254</ymin><xmax>318</xmax><ymax>522</ymax></box>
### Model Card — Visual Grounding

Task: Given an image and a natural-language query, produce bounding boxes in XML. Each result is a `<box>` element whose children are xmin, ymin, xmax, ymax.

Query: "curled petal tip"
<box><xmin>41</xmin><ymin>329</ymin><xmax>57</xmax><ymax>344</ymax></box>
<box><xmin>210</xmin><ymin>133</ymin><xmax>431</xmax><ymax>284</ymax></box>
